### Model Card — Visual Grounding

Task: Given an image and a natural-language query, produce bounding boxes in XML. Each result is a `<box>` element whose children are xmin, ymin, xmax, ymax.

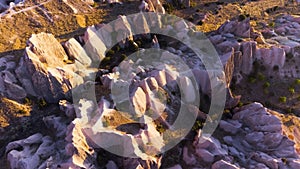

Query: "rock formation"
<box><xmin>3</xmin><ymin>10</ymin><xmax>300</xmax><ymax>169</ymax></box>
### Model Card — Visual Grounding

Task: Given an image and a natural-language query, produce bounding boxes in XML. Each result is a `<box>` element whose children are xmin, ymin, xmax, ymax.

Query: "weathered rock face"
<box><xmin>6</xmin><ymin>133</ymin><xmax>64</xmax><ymax>169</ymax></box>
<box><xmin>217</xmin><ymin>18</ymin><xmax>251</xmax><ymax>38</ymax></box>
<box><xmin>21</xmin><ymin>33</ymin><xmax>72</xmax><ymax>102</ymax></box>
<box><xmin>209</xmin><ymin>14</ymin><xmax>300</xmax><ymax>79</ymax></box>
<box><xmin>222</xmin><ymin>103</ymin><xmax>299</xmax><ymax>168</ymax></box>
<box><xmin>4</xmin><ymin>11</ymin><xmax>300</xmax><ymax>169</ymax></box>
<box><xmin>13</xmin><ymin>33</ymin><xmax>96</xmax><ymax>103</ymax></box>
<box><xmin>179</xmin><ymin>102</ymin><xmax>300</xmax><ymax>169</ymax></box>
<box><xmin>0</xmin><ymin>55</ymin><xmax>27</xmax><ymax>100</ymax></box>
<box><xmin>256</xmin><ymin>46</ymin><xmax>286</xmax><ymax>72</ymax></box>
<box><xmin>143</xmin><ymin>0</ymin><xmax>165</xmax><ymax>14</ymax></box>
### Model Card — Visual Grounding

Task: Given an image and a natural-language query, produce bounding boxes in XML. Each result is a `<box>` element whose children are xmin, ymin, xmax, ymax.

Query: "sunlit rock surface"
<box><xmin>3</xmin><ymin>11</ymin><xmax>300</xmax><ymax>169</ymax></box>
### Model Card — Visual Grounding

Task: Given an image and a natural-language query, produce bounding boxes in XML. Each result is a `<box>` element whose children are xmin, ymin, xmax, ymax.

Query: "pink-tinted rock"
<box><xmin>209</xmin><ymin>34</ymin><xmax>224</xmax><ymax>45</ymax></box>
<box><xmin>216</xmin><ymin>40</ymin><xmax>240</xmax><ymax>54</ymax></box>
<box><xmin>235</xmin><ymin>18</ymin><xmax>251</xmax><ymax>38</ymax></box>
<box><xmin>211</xmin><ymin>160</ymin><xmax>239</xmax><ymax>169</ymax></box>
<box><xmin>240</xmin><ymin>41</ymin><xmax>256</xmax><ymax>74</ymax></box>
<box><xmin>151</xmin><ymin>70</ymin><xmax>167</xmax><ymax>87</ymax></box>
<box><xmin>166</xmin><ymin>164</ymin><xmax>182</xmax><ymax>169</ymax></box>
<box><xmin>106</xmin><ymin>161</ymin><xmax>118</xmax><ymax>169</ymax></box>
<box><xmin>179</xmin><ymin>76</ymin><xmax>196</xmax><ymax>103</ymax></box>
<box><xmin>64</xmin><ymin>38</ymin><xmax>92</xmax><ymax>66</ymax></box>
<box><xmin>219</xmin><ymin>120</ymin><xmax>242</xmax><ymax>135</ymax></box>
<box><xmin>256</xmin><ymin>46</ymin><xmax>285</xmax><ymax>72</ymax></box>
<box><xmin>183</xmin><ymin>146</ymin><xmax>197</xmax><ymax>165</ymax></box>
<box><xmin>245</xmin><ymin>131</ymin><xmax>264</xmax><ymax>145</ymax></box>
<box><xmin>131</xmin><ymin>87</ymin><xmax>147</xmax><ymax>116</ymax></box>
<box><xmin>252</xmin><ymin>152</ymin><xmax>279</xmax><ymax>169</ymax></box>
<box><xmin>195</xmin><ymin>148</ymin><xmax>214</xmax><ymax>163</ymax></box>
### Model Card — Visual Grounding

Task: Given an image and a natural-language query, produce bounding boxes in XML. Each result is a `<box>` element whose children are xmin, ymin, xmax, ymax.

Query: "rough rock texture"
<box><xmin>0</xmin><ymin>55</ymin><xmax>27</xmax><ymax>100</ymax></box>
<box><xmin>179</xmin><ymin>102</ymin><xmax>300</xmax><ymax>169</ymax></box>
<box><xmin>14</xmin><ymin>33</ymin><xmax>97</xmax><ymax>103</ymax></box>
<box><xmin>4</xmin><ymin>12</ymin><xmax>300</xmax><ymax>169</ymax></box>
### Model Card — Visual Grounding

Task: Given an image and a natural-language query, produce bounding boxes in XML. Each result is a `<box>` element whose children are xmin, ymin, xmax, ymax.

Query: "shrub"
<box><xmin>197</xmin><ymin>20</ymin><xmax>204</xmax><ymax>25</ymax></box>
<box><xmin>289</xmin><ymin>87</ymin><xmax>295</xmax><ymax>94</ymax></box>
<box><xmin>163</xmin><ymin>3</ymin><xmax>175</xmax><ymax>13</ymax></box>
<box><xmin>192</xmin><ymin>120</ymin><xmax>203</xmax><ymax>131</ymax></box>
<box><xmin>263</xmin><ymin>89</ymin><xmax>269</xmax><ymax>94</ymax></box>
<box><xmin>128</xmin><ymin>40</ymin><xmax>139</xmax><ymax>52</ymax></box>
<box><xmin>238</xmin><ymin>14</ymin><xmax>247</xmax><ymax>21</ymax></box>
<box><xmin>24</xmin><ymin>97</ymin><xmax>32</xmax><ymax>105</ymax></box>
<box><xmin>248</xmin><ymin>77</ymin><xmax>256</xmax><ymax>83</ymax></box>
<box><xmin>237</xmin><ymin>101</ymin><xmax>244</xmax><ymax>107</ymax></box>
<box><xmin>286</xmin><ymin>108</ymin><xmax>293</xmax><ymax>114</ymax></box>
<box><xmin>279</xmin><ymin>96</ymin><xmax>287</xmax><ymax>103</ymax></box>
<box><xmin>101</xmin><ymin>56</ymin><xmax>111</xmax><ymax>64</ymax></box>
<box><xmin>187</xmin><ymin>16</ymin><xmax>194</xmax><ymax>22</ymax></box>
<box><xmin>268</xmin><ymin>22</ymin><xmax>275</xmax><ymax>28</ymax></box>
<box><xmin>113</xmin><ymin>45</ymin><xmax>120</xmax><ymax>52</ymax></box>
<box><xmin>190</xmin><ymin>1</ymin><xmax>197</xmax><ymax>8</ymax></box>
<box><xmin>38</xmin><ymin>98</ymin><xmax>47</xmax><ymax>108</ymax></box>
<box><xmin>156</xmin><ymin>123</ymin><xmax>166</xmax><ymax>133</ymax></box>
<box><xmin>106</xmin><ymin>49</ymin><xmax>115</xmax><ymax>57</ymax></box>
<box><xmin>295</xmin><ymin>79</ymin><xmax>300</xmax><ymax>85</ymax></box>
<box><xmin>263</xmin><ymin>82</ymin><xmax>270</xmax><ymax>88</ymax></box>
<box><xmin>120</xmin><ymin>54</ymin><xmax>127</xmax><ymax>60</ymax></box>
<box><xmin>257</xmin><ymin>73</ymin><xmax>265</xmax><ymax>81</ymax></box>
<box><xmin>224</xmin><ymin>109</ymin><xmax>230</xmax><ymax>113</ymax></box>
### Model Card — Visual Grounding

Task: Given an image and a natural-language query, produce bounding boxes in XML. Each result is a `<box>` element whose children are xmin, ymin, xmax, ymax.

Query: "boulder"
<box><xmin>211</xmin><ymin>160</ymin><xmax>239</xmax><ymax>169</ymax></box>
<box><xmin>179</xmin><ymin>76</ymin><xmax>196</xmax><ymax>103</ymax></box>
<box><xmin>5</xmin><ymin>82</ymin><xmax>27</xmax><ymax>100</ymax></box>
<box><xmin>83</xmin><ymin>26</ymin><xmax>106</xmax><ymax>63</ymax></box>
<box><xmin>131</xmin><ymin>87</ymin><xmax>147</xmax><ymax>117</ymax></box>
<box><xmin>22</xmin><ymin>33</ymin><xmax>90</xmax><ymax>103</ymax></box>
<box><xmin>219</xmin><ymin>120</ymin><xmax>242</xmax><ymax>135</ymax></box>
<box><xmin>64</xmin><ymin>38</ymin><xmax>92</xmax><ymax>67</ymax></box>
<box><xmin>6</xmin><ymin>134</ymin><xmax>58</xmax><ymax>169</ymax></box>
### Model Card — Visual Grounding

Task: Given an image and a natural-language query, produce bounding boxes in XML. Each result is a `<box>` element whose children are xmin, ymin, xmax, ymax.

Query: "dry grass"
<box><xmin>269</xmin><ymin>109</ymin><xmax>300</xmax><ymax>154</ymax></box>
<box><xmin>0</xmin><ymin>97</ymin><xmax>31</xmax><ymax>128</ymax></box>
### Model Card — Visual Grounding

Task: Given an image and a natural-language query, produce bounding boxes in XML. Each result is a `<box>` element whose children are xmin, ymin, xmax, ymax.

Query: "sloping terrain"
<box><xmin>0</xmin><ymin>0</ymin><xmax>300</xmax><ymax>169</ymax></box>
